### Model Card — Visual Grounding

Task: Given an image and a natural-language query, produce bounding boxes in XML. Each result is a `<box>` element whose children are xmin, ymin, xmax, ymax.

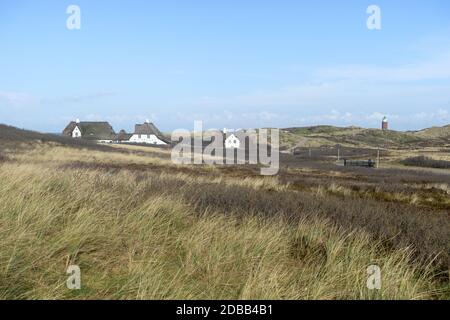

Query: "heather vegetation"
<box><xmin>0</xmin><ymin>125</ymin><xmax>449</xmax><ymax>299</ymax></box>
<box><xmin>401</xmin><ymin>156</ymin><xmax>450</xmax><ymax>169</ymax></box>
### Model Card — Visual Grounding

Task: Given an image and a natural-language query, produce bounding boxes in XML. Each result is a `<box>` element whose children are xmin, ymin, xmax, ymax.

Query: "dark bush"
<box><xmin>401</xmin><ymin>156</ymin><xmax>450</xmax><ymax>169</ymax></box>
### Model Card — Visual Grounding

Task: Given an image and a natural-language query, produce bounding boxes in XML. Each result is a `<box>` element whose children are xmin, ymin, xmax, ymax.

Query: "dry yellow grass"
<box><xmin>0</xmin><ymin>144</ymin><xmax>443</xmax><ymax>299</ymax></box>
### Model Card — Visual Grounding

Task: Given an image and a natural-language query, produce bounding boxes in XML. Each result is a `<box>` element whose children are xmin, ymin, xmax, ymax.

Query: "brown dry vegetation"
<box><xmin>0</xmin><ymin>126</ymin><xmax>449</xmax><ymax>299</ymax></box>
<box><xmin>401</xmin><ymin>156</ymin><xmax>450</xmax><ymax>169</ymax></box>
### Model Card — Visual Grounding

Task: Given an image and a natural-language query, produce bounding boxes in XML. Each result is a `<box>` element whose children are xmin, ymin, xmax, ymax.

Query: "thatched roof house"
<box><xmin>63</xmin><ymin>120</ymin><xmax>116</xmax><ymax>141</ymax></box>
<box><xmin>128</xmin><ymin>120</ymin><xmax>169</xmax><ymax>145</ymax></box>
<box><xmin>116</xmin><ymin>129</ymin><xmax>133</xmax><ymax>142</ymax></box>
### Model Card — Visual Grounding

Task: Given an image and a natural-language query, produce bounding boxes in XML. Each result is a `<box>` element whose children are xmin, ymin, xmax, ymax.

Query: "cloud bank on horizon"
<box><xmin>0</xmin><ymin>0</ymin><xmax>449</xmax><ymax>132</ymax></box>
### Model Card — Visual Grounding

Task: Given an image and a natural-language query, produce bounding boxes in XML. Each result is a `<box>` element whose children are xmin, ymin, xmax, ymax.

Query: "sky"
<box><xmin>1</xmin><ymin>0</ymin><xmax>450</xmax><ymax>133</ymax></box>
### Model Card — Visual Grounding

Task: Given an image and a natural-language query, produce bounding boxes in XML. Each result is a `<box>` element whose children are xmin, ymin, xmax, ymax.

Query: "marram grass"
<box><xmin>0</xmin><ymin>147</ymin><xmax>443</xmax><ymax>299</ymax></box>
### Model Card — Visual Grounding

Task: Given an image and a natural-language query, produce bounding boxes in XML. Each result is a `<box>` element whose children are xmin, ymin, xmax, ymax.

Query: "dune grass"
<box><xmin>0</xmin><ymin>144</ymin><xmax>444</xmax><ymax>299</ymax></box>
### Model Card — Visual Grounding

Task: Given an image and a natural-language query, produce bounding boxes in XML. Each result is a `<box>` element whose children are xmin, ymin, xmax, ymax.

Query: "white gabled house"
<box><xmin>63</xmin><ymin>119</ymin><xmax>168</xmax><ymax>145</ymax></box>
<box><xmin>128</xmin><ymin>120</ymin><xmax>168</xmax><ymax>145</ymax></box>
<box><xmin>225</xmin><ymin>133</ymin><xmax>240</xmax><ymax>149</ymax></box>
<box><xmin>72</xmin><ymin>125</ymin><xmax>82</xmax><ymax>138</ymax></box>
<box><xmin>63</xmin><ymin>119</ymin><xmax>115</xmax><ymax>143</ymax></box>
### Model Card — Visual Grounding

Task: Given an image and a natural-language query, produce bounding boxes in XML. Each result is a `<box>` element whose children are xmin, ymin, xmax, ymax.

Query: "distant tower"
<box><xmin>382</xmin><ymin>116</ymin><xmax>388</xmax><ymax>130</ymax></box>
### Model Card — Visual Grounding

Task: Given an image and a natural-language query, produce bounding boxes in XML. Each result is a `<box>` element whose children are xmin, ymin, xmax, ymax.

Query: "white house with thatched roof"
<box><xmin>128</xmin><ymin>120</ymin><xmax>168</xmax><ymax>145</ymax></box>
<box><xmin>63</xmin><ymin>119</ymin><xmax>116</xmax><ymax>143</ymax></box>
<box><xmin>63</xmin><ymin>119</ymin><xmax>168</xmax><ymax>145</ymax></box>
<box><xmin>225</xmin><ymin>133</ymin><xmax>240</xmax><ymax>149</ymax></box>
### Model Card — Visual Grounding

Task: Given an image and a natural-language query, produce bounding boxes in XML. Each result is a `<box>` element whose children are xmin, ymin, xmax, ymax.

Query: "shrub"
<box><xmin>401</xmin><ymin>156</ymin><xmax>450</xmax><ymax>169</ymax></box>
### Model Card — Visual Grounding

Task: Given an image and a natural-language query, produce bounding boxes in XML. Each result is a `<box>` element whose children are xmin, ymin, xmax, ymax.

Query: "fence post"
<box><xmin>377</xmin><ymin>148</ymin><xmax>380</xmax><ymax>169</ymax></box>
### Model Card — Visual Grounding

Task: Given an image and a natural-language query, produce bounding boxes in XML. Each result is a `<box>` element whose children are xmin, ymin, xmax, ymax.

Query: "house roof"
<box><xmin>133</xmin><ymin>122</ymin><xmax>170</xmax><ymax>143</ymax></box>
<box><xmin>223</xmin><ymin>131</ymin><xmax>258</xmax><ymax>148</ymax></box>
<box><xmin>63</xmin><ymin>121</ymin><xmax>116</xmax><ymax>140</ymax></box>
<box><xmin>224</xmin><ymin>131</ymin><xmax>249</xmax><ymax>140</ymax></box>
<box><xmin>134</xmin><ymin>122</ymin><xmax>163</xmax><ymax>135</ymax></box>
<box><xmin>225</xmin><ymin>133</ymin><xmax>239</xmax><ymax>141</ymax></box>
<box><xmin>116</xmin><ymin>129</ymin><xmax>133</xmax><ymax>141</ymax></box>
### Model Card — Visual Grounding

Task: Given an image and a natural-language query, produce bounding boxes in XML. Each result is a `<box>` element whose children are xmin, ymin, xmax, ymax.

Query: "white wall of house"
<box><xmin>129</xmin><ymin>134</ymin><xmax>167</xmax><ymax>145</ymax></box>
<box><xmin>225</xmin><ymin>134</ymin><xmax>240</xmax><ymax>149</ymax></box>
<box><xmin>72</xmin><ymin>126</ymin><xmax>81</xmax><ymax>138</ymax></box>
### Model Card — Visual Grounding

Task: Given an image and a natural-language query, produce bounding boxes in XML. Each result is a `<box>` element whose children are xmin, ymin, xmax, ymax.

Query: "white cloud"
<box><xmin>315</xmin><ymin>38</ymin><xmax>450</xmax><ymax>83</ymax></box>
<box><xmin>0</xmin><ymin>90</ymin><xmax>117</xmax><ymax>109</ymax></box>
<box><xmin>59</xmin><ymin>114</ymin><xmax>157</xmax><ymax>132</ymax></box>
<box><xmin>316</xmin><ymin>60</ymin><xmax>450</xmax><ymax>82</ymax></box>
<box><xmin>172</xmin><ymin>107</ymin><xmax>450</xmax><ymax>130</ymax></box>
<box><xmin>437</xmin><ymin>108</ymin><xmax>449</xmax><ymax>119</ymax></box>
<box><xmin>44</xmin><ymin>91</ymin><xmax>117</xmax><ymax>105</ymax></box>
<box><xmin>0</xmin><ymin>91</ymin><xmax>40</xmax><ymax>107</ymax></box>
<box><xmin>409</xmin><ymin>109</ymin><xmax>450</xmax><ymax>121</ymax></box>
<box><xmin>84</xmin><ymin>113</ymin><xmax>154</xmax><ymax>124</ymax></box>
<box><xmin>180</xmin><ymin>46</ymin><xmax>450</xmax><ymax>130</ymax></box>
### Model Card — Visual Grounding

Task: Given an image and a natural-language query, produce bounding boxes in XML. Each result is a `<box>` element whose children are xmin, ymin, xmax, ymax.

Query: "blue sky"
<box><xmin>1</xmin><ymin>0</ymin><xmax>450</xmax><ymax>132</ymax></box>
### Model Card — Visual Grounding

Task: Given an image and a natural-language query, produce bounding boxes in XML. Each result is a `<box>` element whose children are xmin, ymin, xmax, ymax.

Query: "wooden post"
<box><xmin>337</xmin><ymin>146</ymin><xmax>340</xmax><ymax>161</ymax></box>
<box><xmin>309</xmin><ymin>148</ymin><xmax>311</xmax><ymax>158</ymax></box>
<box><xmin>377</xmin><ymin>148</ymin><xmax>380</xmax><ymax>169</ymax></box>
